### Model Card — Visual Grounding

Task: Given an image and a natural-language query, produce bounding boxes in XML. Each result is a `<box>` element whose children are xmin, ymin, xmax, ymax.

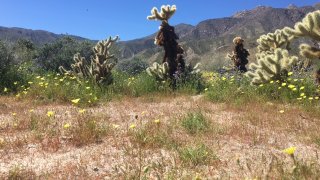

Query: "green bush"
<box><xmin>37</xmin><ymin>37</ymin><xmax>94</xmax><ymax>72</ymax></box>
<box><xmin>181</xmin><ymin>111</ymin><xmax>209</xmax><ymax>134</ymax></box>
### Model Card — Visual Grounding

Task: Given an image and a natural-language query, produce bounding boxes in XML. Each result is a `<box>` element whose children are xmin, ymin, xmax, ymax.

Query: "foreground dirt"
<box><xmin>0</xmin><ymin>95</ymin><xmax>320</xmax><ymax>179</ymax></box>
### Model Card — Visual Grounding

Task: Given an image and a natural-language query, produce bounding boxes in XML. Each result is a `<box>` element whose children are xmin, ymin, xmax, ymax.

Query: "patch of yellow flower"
<box><xmin>129</xmin><ymin>124</ymin><xmax>136</xmax><ymax>129</ymax></box>
<box><xmin>287</xmin><ymin>72</ymin><xmax>293</xmax><ymax>76</ymax></box>
<box><xmin>63</xmin><ymin>123</ymin><xmax>71</xmax><ymax>129</ymax></box>
<box><xmin>287</xmin><ymin>84</ymin><xmax>295</xmax><ymax>89</ymax></box>
<box><xmin>71</xmin><ymin>98</ymin><xmax>80</xmax><ymax>104</ymax></box>
<box><xmin>47</xmin><ymin>111</ymin><xmax>55</xmax><ymax>117</ymax></box>
<box><xmin>154</xmin><ymin>119</ymin><xmax>160</xmax><ymax>124</ymax></box>
<box><xmin>3</xmin><ymin>87</ymin><xmax>8</xmax><ymax>92</ymax></box>
<box><xmin>78</xmin><ymin>109</ymin><xmax>86</xmax><ymax>114</ymax></box>
<box><xmin>300</xmin><ymin>86</ymin><xmax>305</xmax><ymax>90</ymax></box>
<box><xmin>282</xmin><ymin>146</ymin><xmax>296</xmax><ymax>155</ymax></box>
<box><xmin>279</xmin><ymin>110</ymin><xmax>285</xmax><ymax>113</ymax></box>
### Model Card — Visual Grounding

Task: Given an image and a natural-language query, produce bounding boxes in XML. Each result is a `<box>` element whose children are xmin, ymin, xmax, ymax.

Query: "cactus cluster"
<box><xmin>246</xmin><ymin>48</ymin><xmax>298</xmax><ymax>84</ymax></box>
<box><xmin>245</xmin><ymin>28</ymin><xmax>298</xmax><ymax>85</ymax></box>
<box><xmin>146</xmin><ymin>62</ymin><xmax>169</xmax><ymax>81</ymax></box>
<box><xmin>284</xmin><ymin>10</ymin><xmax>320</xmax><ymax>59</ymax></box>
<box><xmin>59</xmin><ymin>36</ymin><xmax>119</xmax><ymax>85</ymax></box>
<box><xmin>257</xmin><ymin>29</ymin><xmax>295</xmax><ymax>53</ymax></box>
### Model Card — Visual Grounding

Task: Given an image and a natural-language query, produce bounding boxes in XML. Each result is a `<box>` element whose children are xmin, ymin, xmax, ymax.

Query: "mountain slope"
<box><xmin>0</xmin><ymin>26</ymin><xmax>89</xmax><ymax>45</ymax></box>
<box><xmin>118</xmin><ymin>4</ymin><xmax>319</xmax><ymax>70</ymax></box>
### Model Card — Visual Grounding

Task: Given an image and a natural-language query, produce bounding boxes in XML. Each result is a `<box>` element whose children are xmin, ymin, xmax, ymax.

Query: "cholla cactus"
<box><xmin>245</xmin><ymin>48</ymin><xmax>298</xmax><ymax>85</ymax></box>
<box><xmin>59</xmin><ymin>36</ymin><xmax>119</xmax><ymax>85</ymax></box>
<box><xmin>284</xmin><ymin>10</ymin><xmax>320</xmax><ymax>59</ymax></box>
<box><xmin>257</xmin><ymin>29</ymin><xmax>294</xmax><ymax>53</ymax></box>
<box><xmin>147</xmin><ymin>5</ymin><xmax>176</xmax><ymax>22</ymax></box>
<box><xmin>146</xmin><ymin>62</ymin><xmax>169</xmax><ymax>81</ymax></box>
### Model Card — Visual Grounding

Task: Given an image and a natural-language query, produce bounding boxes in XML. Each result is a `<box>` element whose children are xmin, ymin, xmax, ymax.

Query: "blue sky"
<box><xmin>0</xmin><ymin>0</ymin><xmax>319</xmax><ymax>41</ymax></box>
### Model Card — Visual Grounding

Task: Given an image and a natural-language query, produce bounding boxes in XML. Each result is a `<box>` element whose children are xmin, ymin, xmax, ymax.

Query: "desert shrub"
<box><xmin>0</xmin><ymin>41</ymin><xmax>33</xmax><ymax>93</ymax></box>
<box><xmin>37</xmin><ymin>37</ymin><xmax>94</xmax><ymax>72</ymax></box>
<box><xmin>117</xmin><ymin>57</ymin><xmax>149</xmax><ymax>75</ymax></box>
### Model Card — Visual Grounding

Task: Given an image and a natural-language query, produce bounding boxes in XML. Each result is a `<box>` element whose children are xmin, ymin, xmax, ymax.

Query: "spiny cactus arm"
<box><xmin>147</xmin><ymin>5</ymin><xmax>176</xmax><ymax>22</ymax></box>
<box><xmin>59</xmin><ymin>66</ymin><xmax>71</xmax><ymax>75</ymax></box>
<box><xmin>299</xmin><ymin>44</ymin><xmax>320</xmax><ymax>59</ymax></box>
<box><xmin>93</xmin><ymin>36</ymin><xmax>119</xmax><ymax>58</ymax></box>
<box><xmin>284</xmin><ymin>10</ymin><xmax>320</xmax><ymax>41</ymax></box>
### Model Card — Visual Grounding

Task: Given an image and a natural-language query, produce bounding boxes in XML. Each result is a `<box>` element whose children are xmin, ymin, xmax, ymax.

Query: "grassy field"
<box><xmin>0</xmin><ymin>71</ymin><xmax>320</xmax><ymax>179</ymax></box>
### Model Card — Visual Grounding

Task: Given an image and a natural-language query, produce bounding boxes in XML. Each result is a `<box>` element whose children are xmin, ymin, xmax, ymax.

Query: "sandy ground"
<box><xmin>0</xmin><ymin>95</ymin><xmax>320</xmax><ymax>179</ymax></box>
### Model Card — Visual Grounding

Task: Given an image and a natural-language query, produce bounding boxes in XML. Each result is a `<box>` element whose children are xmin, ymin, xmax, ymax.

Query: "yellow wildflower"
<box><xmin>29</xmin><ymin>109</ymin><xmax>34</xmax><ymax>113</ymax></box>
<box><xmin>86</xmin><ymin>87</ymin><xmax>90</xmax><ymax>90</ymax></box>
<box><xmin>3</xmin><ymin>87</ymin><xmax>8</xmax><ymax>92</ymax></box>
<box><xmin>36</xmin><ymin>76</ymin><xmax>41</xmax><ymax>79</ymax></box>
<box><xmin>292</xmin><ymin>88</ymin><xmax>297</xmax><ymax>91</ymax></box>
<box><xmin>13</xmin><ymin>82</ymin><xmax>18</xmax><ymax>85</ymax></box>
<box><xmin>12</xmin><ymin>112</ymin><xmax>17</xmax><ymax>116</ymax></box>
<box><xmin>288</xmin><ymin>84</ymin><xmax>295</xmax><ymax>89</ymax></box>
<box><xmin>300</xmin><ymin>86</ymin><xmax>305</xmax><ymax>90</ymax></box>
<box><xmin>47</xmin><ymin>111</ymin><xmax>55</xmax><ymax>117</ymax></box>
<box><xmin>71</xmin><ymin>98</ymin><xmax>80</xmax><ymax>104</ymax></box>
<box><xmin>28</xmin><ymin>81</ymin><xmax>33</xmax><ymax>84</ymax></box>
<box><xmin>315</xmin><ymin>97</ymin><xmax>319</xmax><ymax>100</ymax></box>
<box><xmin>288</xmin><ymin>72</ymin><xmax>293</xmax><ymax>76</ymax></box>
<box><xmin>204</xmin><ymin>88</ymin><xmax>208</xmax><ymax>91</ymax></box>
<box><xmin>279</xmin><ymin>110</ymin><xmax>284</xmax><ymax>113</ymax></box>
<box><xmin>293</xmin><ymin>79</ymin><xmax>298</xmax><ymax>82</ymax></box>
<box><xmin>78</xmin><ymin>109</ymin><xmax>86</xmax><ymax>114</ymax></box>
<box><xmin>297</xmin><ymin>97</ymin><xmax>302</xmax><ymax>100</ymax></box>
<box><xmin>309</xmin><ymin>97</ymin><xmax>314</xmax><ymax>100</ymax></box>
<box><xmin>154</xmin><ymin>119</ymin><xmax>160</xmax><ymax>124</ymax></box>
<box><xmin>300</xmin><ymin>93</ymin><xmax>305</xmax><ymax>97</ymax></box>
<box><xmin>129</xmin><ymin>124</ymin><xmax>136</xmax><ymax>129</ymax></box>
<box><xmin>282</xmin><ymin>146</ymin><xmax>296</xmax><ymax>155</ymax></box>
<box><xmin>221</xmin><ymin>77</ymin><xmax>226</xmax><ymax>81</ymax></box>
<box><xmin>259</xmin><ymin>84</ymin><xmax>264</xmax><ymax>87</ymax></box>
<box><xmin>63</xmin><ymin>123</ymin><xmax>71</xmax><ymax>129</ymax></box>
<box><xmin>281</xmin><ymin>83</ymin><xmax>287</xmax><ymax>87</ymax></box>
<box><xmin>270</xmin><ymin>80</ymin><xmax>274</xmax><ymax>84</ymax></box>
<box><xmin>40</xmin><ymin>77</ymin><xmax>45</xmax><ymax>81</ymax></box>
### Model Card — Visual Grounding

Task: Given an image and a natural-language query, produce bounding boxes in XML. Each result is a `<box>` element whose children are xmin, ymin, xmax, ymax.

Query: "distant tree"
<box><xmin>36</xmin><ymin>37</ymin><xmax>94</xmax><ymax>72</ymax></box>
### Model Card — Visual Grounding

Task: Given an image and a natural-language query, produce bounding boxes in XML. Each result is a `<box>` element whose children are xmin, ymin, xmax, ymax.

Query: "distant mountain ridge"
<box><xmin>0</xmin><ymin>3</ymin><xmax>319</xmax><ymax>70</ymax></box>
<box><xmin>0</xmin><ymin>26</ymin><xmax>89</xmax><ymax>45</ymax></box>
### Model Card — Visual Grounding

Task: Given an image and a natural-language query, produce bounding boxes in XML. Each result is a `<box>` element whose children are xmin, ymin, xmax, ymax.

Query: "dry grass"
<box><xmin>0</xmin><ymin>95</ymin><xmax>320</xmax><ymax>179</ymax></box>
